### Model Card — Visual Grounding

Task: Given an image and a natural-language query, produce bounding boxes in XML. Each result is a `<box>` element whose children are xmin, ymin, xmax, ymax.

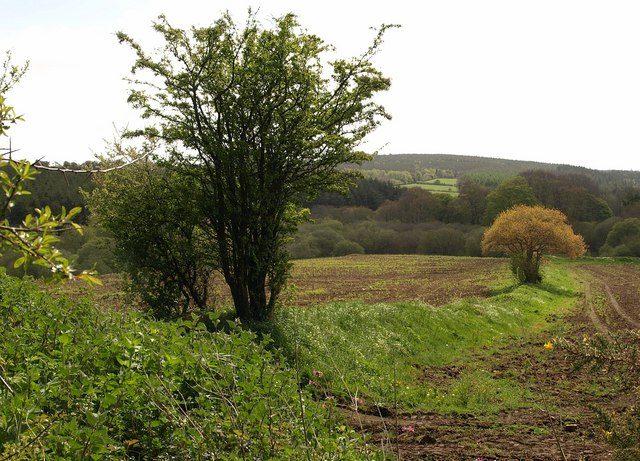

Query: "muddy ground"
<box><xmin>323</xmin><ymin>259</ymin><xmax>640</xmax><ymax>460</ymax></box>
<box><xmin>289</xmin><ymin>255</ymin><xmax>510</xmax><ymax>307</ymax></box>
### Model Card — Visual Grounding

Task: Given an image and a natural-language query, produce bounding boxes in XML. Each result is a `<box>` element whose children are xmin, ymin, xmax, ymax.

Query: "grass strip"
<box><xmin>265</xmin><ymin>262</ymin><xmax>581</xmax><ymax>414</ymax></box>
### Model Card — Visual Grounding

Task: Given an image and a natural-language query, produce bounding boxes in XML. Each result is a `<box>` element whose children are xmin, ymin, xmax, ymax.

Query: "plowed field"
<box><xmin>290</xmin><ymin>257</ymin><xmax>640</xmax><ymax>460</ymax></box>
<box><xmin>289</xmin><ymin>255</ymin><xmax>510</xmax><ymax>306</ymax></box>
<box><xmin>56</xmin><ymin>256</ymin><xmax>640</xmax><ymax>459</ymax></box>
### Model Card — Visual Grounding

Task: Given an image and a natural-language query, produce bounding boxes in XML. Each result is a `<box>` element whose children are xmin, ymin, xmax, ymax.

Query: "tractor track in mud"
<box><xmin>342</xmin><ymin>261</ymin><xmax>640</xmax><ymax>460</ymax></box>
<box><xmin>574</xmin><ymin>262</ymin><xmax>640</xmax><ymax>334</ymax></box>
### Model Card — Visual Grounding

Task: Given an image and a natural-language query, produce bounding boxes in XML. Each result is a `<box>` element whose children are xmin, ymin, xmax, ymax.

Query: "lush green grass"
<box><xmin>265</xmin><ymin>262</ymin><xmax>579</xmax><ymax>414</ymax></box>
<box><xmin>400</xmin><ymin>178</ymin><xmax>459</xmax><ymax>196</ymax></box>
<box><xmin>423</xmin><ymin>178</ymin><xmax>458</xmax><ymax>186</ymax></box>
<box><xmin>0</xmin><ymin>273</ymin><xmax>381</xmax><ymax>460</ymax></box>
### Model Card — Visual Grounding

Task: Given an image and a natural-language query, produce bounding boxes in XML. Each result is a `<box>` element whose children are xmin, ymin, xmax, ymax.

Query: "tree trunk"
<box><xmin>523</xmin><ymin>251</ymin><xmax>541</xmax><ymax>283</ymax></box>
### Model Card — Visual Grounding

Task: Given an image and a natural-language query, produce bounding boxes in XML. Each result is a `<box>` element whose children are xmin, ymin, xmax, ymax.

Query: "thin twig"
<box><xmin>31</xmin><ymin>151</ymin><xmax>152</xmax><ymax>174</ymax></box>
<box><xmin>0</xmin><ymin>372</ymin><xmax>14</xmax><ymax>394</ymax></box>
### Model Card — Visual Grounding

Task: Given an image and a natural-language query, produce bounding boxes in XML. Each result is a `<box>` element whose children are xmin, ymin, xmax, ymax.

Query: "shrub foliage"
<box><xmin>482</xmin><ymin>205</ymin><xmax>587</xmax><ymax>282</ymax></box>
<box><xmin>0</xmin><ymin>274</ymin><xmax>378</xmax><ymax>459</ymax></box>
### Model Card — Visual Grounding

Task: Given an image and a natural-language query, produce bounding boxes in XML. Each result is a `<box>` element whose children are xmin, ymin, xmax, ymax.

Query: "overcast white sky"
<box><xmin>3</xmin><ymin>0</ymin><xmax>640</xmax><ymax>171</ymax></box>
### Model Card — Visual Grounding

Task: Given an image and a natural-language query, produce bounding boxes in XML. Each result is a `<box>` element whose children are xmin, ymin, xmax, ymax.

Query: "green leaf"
<box><xmin>78</xmin><ymin>273</ymin><xmax>102</xmax><ymax>286</ymax></box>
<box><xmin>58</xmin><ymin>333</ymin><xmax>72</xmax><ymax>346</ymax></box>
<box><xmin>86</xmin><ymin>411</ymin><xmax>101</xmax><ymax>426</ymax></box>
<box><xmin>13</xmin><ymin>256</ymin><xmax>26</xmax><ymax>268</ymax></box>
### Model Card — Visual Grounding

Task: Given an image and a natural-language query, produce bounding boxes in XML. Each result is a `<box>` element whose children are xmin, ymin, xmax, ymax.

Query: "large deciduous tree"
<box><xmin>482</xmin><ymin>205</ymin><xmax>587</xmax><ymax>283</ymax></box>
<box><xmin>115</xmin><ymin>13</ymin><xmax>394</xmax><ymax>320</ymax></box>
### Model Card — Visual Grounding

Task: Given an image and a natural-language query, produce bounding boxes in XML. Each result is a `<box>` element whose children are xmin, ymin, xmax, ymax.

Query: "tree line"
<box><xmin>5</xmin><ymin>155</ymin><xmax>640</xmax><ymax>300</ymax></box>
<box><xmin>290</xmin><ymin>169</ymin><xmax>640</xmax><ymax>260</ymax></box>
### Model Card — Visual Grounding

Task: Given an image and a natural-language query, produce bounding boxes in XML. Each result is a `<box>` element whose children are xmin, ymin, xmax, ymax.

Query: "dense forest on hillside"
<box><xmin>5</xmin><ymin>153</ymin><xmax>640</xmax><ymax>277</ymax></box>
<box><xmin>358</xmin><ymin>153</ymin><xmax>640</xmax><ymax>188</ymax></box>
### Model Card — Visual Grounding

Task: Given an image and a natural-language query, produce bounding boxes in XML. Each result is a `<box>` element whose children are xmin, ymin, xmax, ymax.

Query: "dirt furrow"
<box><xmin>604</xmin><ymin>283</ymin><xmax>640</xmax><ymax>328</ymax></box>
<box><xmin>581</xmin><ymin>276</ymin><xmax>609</xmax><ymax>334</ymax></box>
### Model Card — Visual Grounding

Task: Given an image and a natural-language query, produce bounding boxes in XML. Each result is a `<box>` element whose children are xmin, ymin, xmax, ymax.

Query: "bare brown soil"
<box><xmin>571</xmin><ymin>262</ymin><xmax>640</xmax><ymax>334</ymax></box>
<box><xmin>57</xmin><ymin>255</ymin><xmax>510</xmax><ymax>311</ymax></box>
<box><xmin>343</xmin><ymin>341</ymin><xmax>620</xmax><ymax>460</ymax></box>
<box><xmin>289</xmin><ymin>255</ymin><xmax>510</xmax><ymax>307</ymax></box>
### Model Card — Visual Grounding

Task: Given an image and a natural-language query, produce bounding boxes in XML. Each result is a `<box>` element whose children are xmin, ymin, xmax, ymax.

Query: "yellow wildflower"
<box><xmin>603</xmin><ymin>430</ymin><xmax>613</xmax><ymax>440</ymax></box>
<box><xmin>544</xmin><ymin>341</ymin><xmax>554</xmax><ymax>350</ymax></box>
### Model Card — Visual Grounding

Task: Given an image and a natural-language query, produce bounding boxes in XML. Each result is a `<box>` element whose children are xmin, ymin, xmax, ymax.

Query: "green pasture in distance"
<box><xmin>401</xmin><ymin>177</ymin><xmax>459</xmax><ymax>195</ymax></box>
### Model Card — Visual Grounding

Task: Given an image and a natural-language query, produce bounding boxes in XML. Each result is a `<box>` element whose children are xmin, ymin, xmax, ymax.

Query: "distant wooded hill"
<box><xmin>352</xmin><ymin>153</ymin><xmax>640</xmax><ymax>190</ymax></box>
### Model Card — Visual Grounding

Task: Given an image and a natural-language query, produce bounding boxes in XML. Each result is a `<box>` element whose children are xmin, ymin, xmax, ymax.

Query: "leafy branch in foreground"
<box><xmin>0</xmin><ymin>51</ymin><xmax>97</xmax><ymax>283</ymax></box>
<box><xmin>0</xmin><ymin>274</ymin><xmax>381</xmax><ymax>459</ymax></box>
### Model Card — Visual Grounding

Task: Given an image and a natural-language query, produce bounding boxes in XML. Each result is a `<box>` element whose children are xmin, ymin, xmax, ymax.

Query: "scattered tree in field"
<box><xmin>481</xmin><ymin>205</ymin><xmax>587</xmax><ymax>283</ymax></box>
<box><xmin>0</xmin><ymin>51</ymin><xmax>92</xmax><ymax>281</ymax></box>
<box><xmin>113</xmin><ymin>13</ymin><xmax>394</xmax><ymax>320</ymax></box>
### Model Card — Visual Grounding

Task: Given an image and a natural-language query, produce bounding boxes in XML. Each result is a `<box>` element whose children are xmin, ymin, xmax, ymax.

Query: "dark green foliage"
<box><xmin>7</xmin><ymin>162</ymin><xmax>95</xmax><ymax>226</ymax></box>
<box><xmin>0</xmin><ymin>273</ymin><xmax>378</xmax><ymax>460</ymax></box>
<box><xmin>75</xmin><ymin>236</ymin><xmax>116</xmax><ymax>274</ymax></box>
<box><xmin>310</xmin><ymin>177</ymin><xmax>401</xmax><ymax>210</ymax></box>
<box><xmin>446</xmin><ymin>178</ymin><xmax>490</xmax><ymax>224</ymax></box>
<box><xmin>0</xmin><ymin>249</ymin><xmax>51</xmax><ymax>278</ymax></box>
<box><xmin>346</xmin><ymin>221</ymin><xmax>398</xmax><ymax>254</ymax></box>
<box><xmin>600</xmin><ymin>218</ymin><xmax>640</xmax><ymax>257</ymax></box>
<box><xmin>332</xmin><ymin>239</ymin><xmax>365</xmax><ymax>256</ymax></box>
<box><xmin>114</xmin><ymin>13</ymin><xmax>393</xmax><ymax>321</ymax></box>
<box><xmin>604</xmin><ymin>218</ymin><xmax>640</xmax><ymax>247</ymax></box>
<box><xmin>417</xmin><ymin>227</ymin><xmax>466</xmax><ymax>256</ymax></box>
<box><xmin>482</xmin><ymin>176</ymin><xmax>539</xmax><ymax>225</ymax></box>
<box><xmin>464</xmin><ymin>228</ymin><xmax>484</xmax><ymax>257</ymax></box>
<box><xmin>290</xmin><ymin>215</ymin><xmax>486</xmax><ymax>258</ymax></box>
<box><xmin>87</xmin><ymin>158</ymin><xmax>215</xmax><ymax>319</ymax></box>
<box><xmin>521</xmin><ymin>169</ymin><xmax>613</xmax><ymax>222</ymax></box>
<box><xmin>573</xmin><ymin>217</ymin><xmax>619</xmax><ymax>255</ymax></box>
<box><xmin>312</xmin><ymin>205</ymin><xmax>375</xmax><ymax>223</ymax></box>
<box><xmin>376</xmin><ymin>187</ymin><xmax>443</xmax><ymax>223</ymax></box>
